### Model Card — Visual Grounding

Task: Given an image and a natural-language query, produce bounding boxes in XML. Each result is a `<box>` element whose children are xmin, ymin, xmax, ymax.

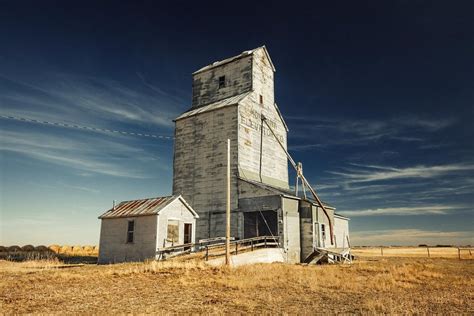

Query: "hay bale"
<box><xmin>0</xmin><ymin>246</ymin><xmax>7</xmax><ymax>252</ymax></box>
<box><xmin>72</xmin><ymin>245</ymin><xmax>84</xmax><ymax>253</ymax></box>
<box><xmin>21</xmin><ymin>245</ymin><xmax>35</xmax><ymax>251</ymax></box>
<box><xmin>48</xmin><ymin>245</ymin><xmax>61</xmax><ymax>253</ymax></box>
<box><xmin>60</xmin><ymin>245</ymin><xmax>73</xmax><ymax>254</ymax></box>
<box><xmin>35</xmin><ymin>245</ymin><xmax>51</xmax><ymax>252</ymax></box>
<box><xmin>8</xmin><ymin>245</ymin><xmax>21</xmax><ymax>252</ymax></box>
<box><xmin>83</xmin><ymin>245</ymin><xmax>94</xmax><ymax>253</ymax></box>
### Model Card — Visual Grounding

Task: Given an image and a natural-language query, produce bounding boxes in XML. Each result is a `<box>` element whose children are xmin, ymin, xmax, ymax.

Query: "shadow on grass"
<box><xmin>0</xmin><ymin>252</ymin><xmax>98</xmax><ymax>264</ymax></box>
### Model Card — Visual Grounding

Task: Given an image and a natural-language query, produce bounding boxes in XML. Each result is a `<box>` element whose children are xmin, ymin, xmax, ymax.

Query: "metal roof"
<box><xmin>193</xmin><ymin>46</ymin><xmax>275</xmax><ymax>75</ymax></box>
<box><xmin>174</xmin><ymin>92</ymin><xmax>251</xmax><ymax>121</ymax></box>
<box><xmin>238</xmin><ymin>177</ymin><xmax>336</xmax><ymax>209</ymax></box>
<box><xmin>98</xmin><ymin>195</ymin><xmax>198</xmax><ymax>219</ymax></box>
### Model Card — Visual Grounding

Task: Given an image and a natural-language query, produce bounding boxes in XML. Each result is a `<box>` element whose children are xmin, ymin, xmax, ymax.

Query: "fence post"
<box><xmin>235</xmin><ymin>243</ymin><xmax>238</xmax><ymax>255</ymax></box>
<box><xmin>427</xmin><ymin>247</ymin><xmax>430</xmax><ymax>258</ymax></box>
<box><xmin>251</xmin><ymin>240</ymin><xmax>254</xmax><ymax>251</ymax></box>
<box><xmin>381</xmin><ymin>247</ymin><xmax>384</xmax><ymax>256</ymax></box>
<box><xmin>205</xmin><ymin>246</ymin><xmax>209</xmax><ymax>261</ymax></box>
<box><xmin>458</xmin><ymin>248</ymin><xmax>461</xmax><ymax>260</ymax></box>
<box><xmin>265</xmin><ymin>237</ymin><xmax>267</xmax><ymax>247</ymax></box>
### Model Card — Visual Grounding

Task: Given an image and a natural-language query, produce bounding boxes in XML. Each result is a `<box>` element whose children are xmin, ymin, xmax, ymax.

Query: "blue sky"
<box><xmin>1</xmin><ymin>1</ymin><xmax>473</xmax><ymax>246</ymax></box>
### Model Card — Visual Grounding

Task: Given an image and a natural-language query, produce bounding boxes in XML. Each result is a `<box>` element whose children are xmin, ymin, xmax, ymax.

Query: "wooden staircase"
<box><xmin>304</xmin><ymin>247</ymin><xmax>353</xmax><ymax>264</ymax></box>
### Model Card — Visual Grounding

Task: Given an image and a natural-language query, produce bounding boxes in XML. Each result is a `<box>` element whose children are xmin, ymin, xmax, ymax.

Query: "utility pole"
<box><xmin>225</xmin><ymin>139</ymin><xmax>231</xmax><ymax>266</ymax></box>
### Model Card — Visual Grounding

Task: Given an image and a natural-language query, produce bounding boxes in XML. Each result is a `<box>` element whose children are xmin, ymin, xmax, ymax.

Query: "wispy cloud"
<box><xmin>351</xmin><ymin>229</ymin><xmax>473</xmax><ymax>246</ymax></box>
<box><xmin>329</xmin><ymin>163</ymin><xmax>474</xmax><ymax>183</ymax></box>
<box><xmin>286</xmin><ymin>116</ymin><xmax>456</xmax><ymax>149</ymax></box>
<box><xmin>340</xmin><ymin>204</ymin><xmax>470</xmax><ymax>217</ymax></box>
<box><xmin>0</xmin><ymin>129</ymin><xmax>166</xmax><ymax>178</ymax></box>
<box><xmin>0</xmin><ymin>73</ymin><xmax>186</xmax><ymax>131</ymax></box>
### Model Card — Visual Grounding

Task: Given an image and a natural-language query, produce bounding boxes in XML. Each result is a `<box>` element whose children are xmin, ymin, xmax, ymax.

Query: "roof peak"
<box><xmin>193</xmin><ymin>46</ymin><xmax>275</xmax><ymax>75</ymax></box>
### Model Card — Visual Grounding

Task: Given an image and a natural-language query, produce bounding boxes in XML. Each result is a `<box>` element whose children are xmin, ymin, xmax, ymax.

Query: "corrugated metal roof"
<box><xmin>238</xmin><ymin>177</ymin><xmax>336</xmax><ymax>209</ymax></box>
<box><xmin>99</xmin><ymin>195</ymin><xmax>177</xmax><ymax>219</ymax></box>
<box><xmin>192</xmin><ymin>46</ymin><xmax>275</xmax><ymax>75</ymax></box>
<box><xmin>174</xmin><ymin>92</ymin><xmax>251</xmax><ymax>121</ymax></box>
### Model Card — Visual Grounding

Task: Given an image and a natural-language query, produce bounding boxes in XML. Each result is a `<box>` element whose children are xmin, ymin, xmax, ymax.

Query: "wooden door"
<box><xmin>184</xmin><ymin>223</ymin><xmax>192</xmax><ymax>244</ymax></box>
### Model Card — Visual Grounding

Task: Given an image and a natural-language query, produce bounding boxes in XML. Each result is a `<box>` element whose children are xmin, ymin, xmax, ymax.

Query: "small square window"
<box><xmin>126</xmin><ymin>220</ymin><xmax>135</xmax><ymax>243</ymax></box>
<box><xmin>259</xmin><ymin>95</ymin><xmax>263</xmax><ymax>104</ymax></box>
<box><xmin>218</xmin><ymin>76</ymin><xmax>226</xmax><ymax>89</ymax></box>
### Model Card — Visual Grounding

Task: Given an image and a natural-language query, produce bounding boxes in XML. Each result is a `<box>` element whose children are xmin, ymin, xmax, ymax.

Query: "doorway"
<box><xmin>243</xmin><ymin>210</ymin><xmax>278</xmax><ymax>239</ymax></box>
<box><xmin>184</xmin><ymin>223</ymin><xmax>192</xmax><ymax>250</ymax></box>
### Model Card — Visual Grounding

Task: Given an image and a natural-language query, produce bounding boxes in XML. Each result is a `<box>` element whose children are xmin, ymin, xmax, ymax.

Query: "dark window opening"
<box><xmin>243</xmin><ymin>210</ymin><xmax>278</xmax><ymax>239</ymax></box>
<box><xmin>259</xmin><ymin>94</ymin><xmax>263</xmax><ymax>104</ymax></box>
<box><xmin>126</xmin><ymin>220</ymin><xmax>135</xmax><ymax>243</ymax></box>
<box><xmin>321</xmin><ymin>224</ymin><xmax>326</xmax><ymax>240</ymax></box>
<box><xmin>218</xmin><ymin>76</ymin><xmax>226</xmax><ymax>89</ymax></box>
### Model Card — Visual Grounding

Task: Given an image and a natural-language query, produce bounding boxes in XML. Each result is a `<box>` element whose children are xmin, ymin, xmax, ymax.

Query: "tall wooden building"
<box><xmin>173</xmin><ymin>47</ymin><xmax>350</xmax><ymax>263</ymax></box>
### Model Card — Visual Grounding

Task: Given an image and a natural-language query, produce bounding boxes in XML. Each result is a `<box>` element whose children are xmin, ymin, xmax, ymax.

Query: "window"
<box><xmin>167</xmin><ymin>220</ymin><xmax>179</xmax><ymax>244</ymax></box>
<box><xmin>259</xmin><ymin>94</ymin><xmax>263</xmax><ymax>104</ymax></box>
<box><xmin>321</xmin><ymin>224</ymin><xmax>326</xmax><ymax>240</ymax></box>
<box><xmin>126</xmin><ymin>220</ymin><xmax>134</xmax><ymax>243</ymax></box>
<box><xmin>218</xmin><ymin>76</ymin><xmax>226</xmax><ymax>89</ymax></box>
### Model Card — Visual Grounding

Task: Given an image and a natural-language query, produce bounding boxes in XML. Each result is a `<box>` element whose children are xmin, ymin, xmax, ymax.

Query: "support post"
<box><xmin>225</xmin><ymin>139</ymin><xmax>231</xmax><ymax>266</ymax></box>
<box><xmin>381</xmin><ymin>247</ymin><xmax>384</xmax><ymax>256</ymax></box>
<box><xmin>427</xmin><ymin>247</ymin><xmax>430</xmax><ymax>258</ymax></box>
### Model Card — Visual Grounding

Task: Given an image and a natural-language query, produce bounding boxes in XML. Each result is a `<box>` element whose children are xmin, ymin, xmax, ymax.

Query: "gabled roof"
<box><xmin>99</xmin><ymin>195</ymin><xmax>199</xmax><ymax>219</ymax></box>
<box><xmin>174</xmin><ymin>92</ymin><xmax>251</xmax><ymax>121</ymax></box>
<box><xmin>193</xmin><ymin>46</ymin><xmax>276</xmax><ymax>75</ymax></box>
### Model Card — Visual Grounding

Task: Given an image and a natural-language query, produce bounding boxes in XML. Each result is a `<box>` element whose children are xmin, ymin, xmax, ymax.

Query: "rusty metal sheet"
<box><xmin>99</xmin><ymin>196</ymin><xmax>176</xmax><ymax>219</ymax></box>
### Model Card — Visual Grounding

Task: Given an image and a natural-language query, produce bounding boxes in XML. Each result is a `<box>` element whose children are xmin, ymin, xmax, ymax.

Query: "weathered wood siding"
<box><xmin>98</xmin><ymin>216</ymin><xmax>157</xmax><ymax>264</ymax></box>
<box><xmin>192</xmin><ymin>55</ymin><xmax>252</xmax><ymax>108</ymax></box>
<box><xmin>238</xmin><ymin>48</ymin><xmax>289</xmax><ymax>189</ymax></box>
<box><xmin>172</xmin><ymin>106</ymin><xmax>240</xmax><ymax>240</ymax></box>
<box><xmin>333</xmin><ymin>216</ymin><xmax>350</xmax><ymax>249</ymax></box>
<box><xmin>313</xmin><ymin>205</ymin><xmax>336</xmax><ymax>248</ymax></box>
<box><xmin>281</xmin><ymin>197</ymin><xmax>301</xmax><ymax>263</ymax></box>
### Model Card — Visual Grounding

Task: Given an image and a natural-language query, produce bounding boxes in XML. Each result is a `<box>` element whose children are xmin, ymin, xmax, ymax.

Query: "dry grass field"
<box><xmin>353</xmin><ymin>246</ymin><xmax>472</xmax><ymax>259</ymax></box>
<box><xmin>1</xmin><ymin>255</ymin><xmax>473</xmax><ymax>314</ymax></box>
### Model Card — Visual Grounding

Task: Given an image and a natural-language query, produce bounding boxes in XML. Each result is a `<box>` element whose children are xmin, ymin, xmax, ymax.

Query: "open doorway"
<box><xmin>184</xmin><ymin>223</ymin><xmax>192</xmax><ymax>250</ymax></box>
<box><xmin>243</xmin><ymin>210</ymin><xmax>278</xmax><ymax>239</ymax></box>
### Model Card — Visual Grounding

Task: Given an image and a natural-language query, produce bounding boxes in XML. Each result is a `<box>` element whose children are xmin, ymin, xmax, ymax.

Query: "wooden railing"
<box><xmin>156</xmin><ymin>236</ymin><xmax>280</xmax><ymax>261</ymax></box>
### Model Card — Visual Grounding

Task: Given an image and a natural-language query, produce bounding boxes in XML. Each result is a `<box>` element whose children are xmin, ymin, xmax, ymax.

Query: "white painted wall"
<box><xmin>333</xmin><ymin>216</ymin><xmax>350</xmax><ymax>249</ymax></box>
<box><xmin>281</xmin><ymin>197</ymin><xmax>300</xmax><ymax>263</ymax></box>
<box><xmin>156</xmin><ymin>198</ymin><xmax>197</xmax><ymax>249</ymax></box>
<box><xmin>313</xmin><ymin>205</ymin><xmax>336</xmax><ymax>249</ymax></box>
<box><xmin>98</xmin><ymin>215</ymin><xmax>157</xmax><ymax>264</ymax></box>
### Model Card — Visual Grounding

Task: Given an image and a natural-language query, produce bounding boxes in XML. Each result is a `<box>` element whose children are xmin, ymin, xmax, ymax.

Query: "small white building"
<box><xmin>98</xmin><ymin>195</ymin><xmax>199</xmax><ymax>264</ymax></box>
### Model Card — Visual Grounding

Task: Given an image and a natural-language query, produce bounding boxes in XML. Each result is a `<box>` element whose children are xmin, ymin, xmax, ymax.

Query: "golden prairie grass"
<box><xmin>0</xmin><ymin>257</ymin><xmax>472</xmax><ymax>314</ymax></box>
<box><xmin>353</xmin><ymin>246</ymin><xmax>472</xmax><ymax>258</ymax></box>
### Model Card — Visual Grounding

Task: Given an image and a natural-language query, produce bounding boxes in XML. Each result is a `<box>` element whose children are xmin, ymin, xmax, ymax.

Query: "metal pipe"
<box><xmin>261</xmin><ymin>116</ymin><xmax>334</xmax><ymax>244</ymax></box>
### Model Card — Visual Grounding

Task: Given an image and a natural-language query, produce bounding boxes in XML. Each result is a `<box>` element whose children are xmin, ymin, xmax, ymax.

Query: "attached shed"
<box><xmin>98</xmin><ymin>195</ymin><xmax>198</xmax><ymax>264</ymax></box>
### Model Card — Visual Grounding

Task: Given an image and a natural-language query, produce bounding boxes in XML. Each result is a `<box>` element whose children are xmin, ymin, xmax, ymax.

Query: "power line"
<box><xmin>0</xmin><ymin>114</ymin><xmax>174</xmax><ymax>140</ymax></box>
